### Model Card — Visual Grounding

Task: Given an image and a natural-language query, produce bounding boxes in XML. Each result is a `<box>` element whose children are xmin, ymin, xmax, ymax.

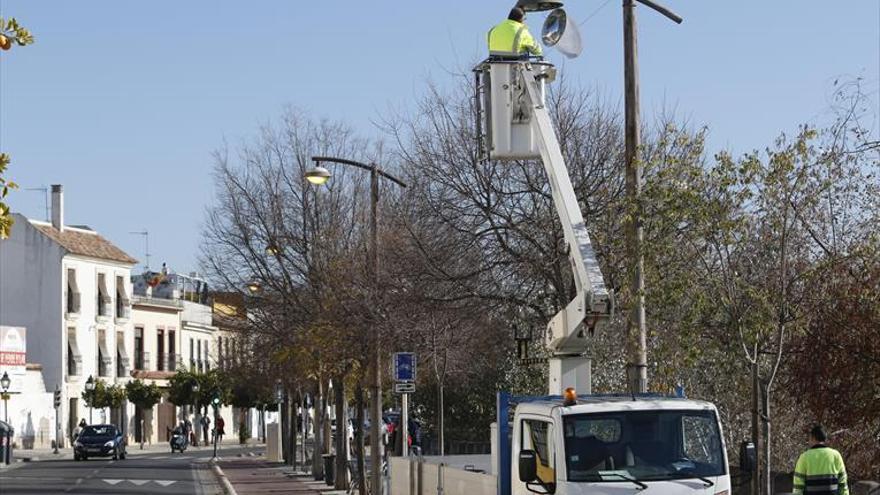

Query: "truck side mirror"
<box><xmin>740</xmin><ymin>441</ymin><xmax>756</xmax><ymax>472</ymax></box>
<box><xmin>519</xmin><ymin>450</ymin><xmax>538</xmax><ymax>482</ymax></box>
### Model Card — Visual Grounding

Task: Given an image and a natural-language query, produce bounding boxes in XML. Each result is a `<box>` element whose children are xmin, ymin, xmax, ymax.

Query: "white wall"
<box><xmin>0</xmin><ymin>216</ymin><xmax>64</xmax><ymax>397</ymax></box>
<box><xmin>3</xmin><ymin>367</ymin><xmax>56</xmax><ymax>449</ymax></box>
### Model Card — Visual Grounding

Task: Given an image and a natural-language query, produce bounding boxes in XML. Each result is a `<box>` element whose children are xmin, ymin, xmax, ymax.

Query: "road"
<box><xmin>0</xmin><ymin>445</ymin><xmax>260</xmax><ymax>495</ymax></box>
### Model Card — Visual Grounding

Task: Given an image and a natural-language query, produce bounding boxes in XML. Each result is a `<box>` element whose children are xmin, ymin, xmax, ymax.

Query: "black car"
<box><xmin>74</xmin><ymin>424</ymin><xmax>127</xmax><ymax>461</ymax></box>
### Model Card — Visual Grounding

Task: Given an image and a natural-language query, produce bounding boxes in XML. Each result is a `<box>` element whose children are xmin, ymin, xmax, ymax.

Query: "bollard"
<box><xmin>437</xmin><ymin>463</ymin><xmax>445</xmax><ymax>495</ymax></box>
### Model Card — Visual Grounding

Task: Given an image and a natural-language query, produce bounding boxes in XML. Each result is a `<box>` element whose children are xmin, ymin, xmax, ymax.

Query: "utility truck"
<box><xmin>389</xmin><ymin>54</ymin><xmax>733</xmax><ymax>495</ymax></box>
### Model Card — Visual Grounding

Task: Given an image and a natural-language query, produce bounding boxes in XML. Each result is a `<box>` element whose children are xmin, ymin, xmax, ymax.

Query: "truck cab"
<box><xmin>512</xmin><ymin>396</ymin><xmax>730</xmax><ymax>495</ymax></box>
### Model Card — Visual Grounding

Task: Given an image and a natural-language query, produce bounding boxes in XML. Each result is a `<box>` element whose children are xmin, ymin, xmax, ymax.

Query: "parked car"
<box><xmin>73</xmin><ymin>424</ymin><xmax>127</xmax><ymax>461</ymax></box>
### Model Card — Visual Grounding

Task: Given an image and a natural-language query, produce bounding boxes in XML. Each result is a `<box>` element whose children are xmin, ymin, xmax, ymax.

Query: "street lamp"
<box><xmin>247</xmin><ymin>280</ymin><xmax>262</xmax><ymax>294</ymax></box>
<box><xmin>84</xmin><ymin>375</ymin><xmax>95</xmax><ymax>424</ymax></box>
<box><xmin>304</xmin><ymin>165</ymin><xmax>331</xmax><ymax>185</ymax></box>
<box><xmin>192</xmin><ymin>380</ymin><xmax>200</xmax><ymax>446</ymax></box>
<box><xmin>0</xmin><ymin>371</ymin><xmax>10</xmax><ymax>424</ymax></box>
<box><xmin>306</xmin><ymin>156</ymin><xmax>407</xmax><ymax>493</ymax></box>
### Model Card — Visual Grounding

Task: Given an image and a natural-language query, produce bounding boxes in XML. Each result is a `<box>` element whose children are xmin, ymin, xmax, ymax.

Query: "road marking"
<box><xmin>156</xmin><ymin>480</ymin><xmax>176</xmax><ymax>486</ymax></box>
<box><xmin>130</xmin><ymin>479</ymin><xmax>149</xmax><ymax>485</ymax></box>
<box><xmin>103</xmin><ymin>479</ymin><xmax>123</xmax><ymax>485</ymax></box>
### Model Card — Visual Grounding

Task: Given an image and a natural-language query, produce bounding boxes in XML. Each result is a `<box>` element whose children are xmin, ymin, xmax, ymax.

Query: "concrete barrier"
<box><xmin>390</xmin><ymin>456</ymin><xmax>496</xmax><ymax>495</ymax></box>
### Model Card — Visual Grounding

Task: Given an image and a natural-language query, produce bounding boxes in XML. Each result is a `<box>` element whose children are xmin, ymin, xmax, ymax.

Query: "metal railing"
<box><xmin>67</xmin><ymin>355</ymin><xmax>82</xmax><ymax>377</ymax></box>
<box><xmin>67</xmin><ymin>292</ymin><xmax>81</xmax><ymax>315</ymax></box>
<box><xmin>131</xmin><ymin>295</ymin><xmax>182</xmax><ymax>308</ymax></box>
<box><xmin>156</xmin><ymin>353</ymin><xmax>182</xmax><ymax>372</ymax></box>
<box><xmin>133</xmin><ymin>351</ymin><xmax>150</xmax><ymax>371</ymax></box>
<box><xmin>116</xmin><ymin>299</ymin><xmax>131</xmax><ymax>319</ymax></box>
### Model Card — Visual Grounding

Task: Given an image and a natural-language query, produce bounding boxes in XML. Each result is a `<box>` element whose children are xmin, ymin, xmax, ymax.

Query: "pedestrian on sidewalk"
<box><xmin>792</xmin><ymin>424</ymin><xmax>849</xmax><ymax>495</ymax></box>
<box><xmin>201</xmin><ymin>415</ymin><xmax>211</xmax><ymax>445</ymax></box>
<box><xmin>216</xmin><ymin>416</ymin><xmax>225</xmax><ymax>443</ymax></box>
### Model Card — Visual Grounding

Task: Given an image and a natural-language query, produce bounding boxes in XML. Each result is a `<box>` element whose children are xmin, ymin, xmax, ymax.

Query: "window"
<box><xmin>218</xmin><ymin>337</ymin><xmax>223</xmax><ymax>368</ymax></box>
<box><xmin>204</xmin><ymin>341</ymin><xmax>210</xmax><ymax>371</ymax></box>
<box><xmin>562</xmin><ymin>410</ymin><xmax>725</xmax><ymax>482</ymax></box>
<box><xmin>97</xmin><ymin>273</ymin><xmax>111</xmax><ymax>317</ymax></box>
<box><xmin>157</xmin><ymin>328</ymin><xmax>165</xmax><ymax>371</ymax></box>
<box><xmin>97</xmin><ymin>329</ymin><xmax>112</xmax><ymax>376</ymax></box>
<box><xmin>681</xmin><ymin>416</ymin><xmax>724</xmax><ymax>468</ymax></box>
<box><xmin>67</xmin><ymin>327</ymin><xmax>82</xmax><ymax>376</ymax></box>
<box><xmin>116</xmin><ymin>331</ymin><xmax>129</xmax><ymax>377</ymax></box>
<box><xmin>197</xmin><ymin>340</ymin><xmax>202</xmax><ymax>371</ymax></box>
<box><xmin>66</xmin><ymin>269</ymin><xmax>81</xmax><ymax>314</ymax></box>
<box><xmin>189</xmin><ymin>338</ymin><xmax>195</xmax><ymax>370</ymax></box>
<box><xmin>522</xmin><ymin>419</ymin><xmax>555</xmax><ymax>484</ymax></box>
<box><xmin>134</xmin><ymin>327</ymin><xmax>146</xmax><ymax>370</ymax></box>
<box><xmin>115</xmin><ymin>275</ymin><xmax>130</xmax><ymax>319</ymax></box>
<box><xmin>168</xmin><ymin>329</ymin><xmax>176</xmax><ymax>371</ymax></box>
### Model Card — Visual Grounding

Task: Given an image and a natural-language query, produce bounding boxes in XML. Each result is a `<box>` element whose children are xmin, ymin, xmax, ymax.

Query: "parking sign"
<box><xmin>393</xmin><ymin>352</ymin><xmax>416</xmax><ymax>383</ymax></box>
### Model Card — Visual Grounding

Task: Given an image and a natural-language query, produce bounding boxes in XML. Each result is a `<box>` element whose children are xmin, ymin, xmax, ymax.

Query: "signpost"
<box><xmin>0</xmin><ymin>326</ymin><xmax>26</xmax><ymax>393</ymax></box>
<box><xmin>393</xmin><ymin>353</ymin><xmax>416</xmax><ymax>457</ymax></box>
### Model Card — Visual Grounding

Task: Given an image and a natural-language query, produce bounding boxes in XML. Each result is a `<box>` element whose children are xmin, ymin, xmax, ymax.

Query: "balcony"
<box><xmin>157</xmin><ymin>353</ymin><xmax>182</xmax><ymax>372</ymax></box>
<box><xmin>96</xmin><ymin>294</ymin><xmax>112</xmax><ymax>322</ymax></box>
<box><xmin>117</xmin><ymin>356</ymin><xmax>130</xmax><ymax>378</ymax></box>
<box><xmin>98</xmin><ymin>355</ymin><xmax>113</xmax><ymax>377</ymax></box>
<box><xmin>133</xmin><ymin>351</ymin><xmax>150</xmax><ymax>371</ymax></box>
<box><xmin>67</xmin><ymin>354</ymin><xmax>82</xmax><ymax>378</ymax></box>
<box><xmin>116</xmin><ymin>298</ymin><xmax>131</xmax><ymax>322</ymax></box>
<box><xmin>131</xmin><ymin>295</ymin><xmax>182</xmax><ymax>309</ymax></box>
<box><xmin>66</xmin><ymin>292</ymin><xmax>81</xmax><ymax>320</ymax></box>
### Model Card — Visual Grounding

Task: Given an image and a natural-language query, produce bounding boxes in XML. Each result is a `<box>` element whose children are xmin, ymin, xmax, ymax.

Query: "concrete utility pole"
<box><xmin>622</xmin><ymin>0</ymin><xmax>681</xmax><ymax>394</ymax></box>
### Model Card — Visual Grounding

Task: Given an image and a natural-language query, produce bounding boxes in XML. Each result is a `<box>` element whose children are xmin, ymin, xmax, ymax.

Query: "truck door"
<box><xmin>515</xmin><ymin>417</ymin><xmax>557</xmax><ymax>495</ymax></box>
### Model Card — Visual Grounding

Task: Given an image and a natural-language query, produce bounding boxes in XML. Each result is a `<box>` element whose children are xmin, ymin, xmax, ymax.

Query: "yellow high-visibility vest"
<box><xmin>793</xmin><ymin>446</ymin><xmax>849</xmax><ymax>495</ymax></box>
<box><xmin>487</xmin><ymin>19</ymin><xmax>542</xmax><ymax>57</ymax></box>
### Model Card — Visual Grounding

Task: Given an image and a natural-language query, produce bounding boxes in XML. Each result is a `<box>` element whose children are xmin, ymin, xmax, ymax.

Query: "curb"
<box><xmin>211</xmin><ymin>461</ymin><xmax>238</xmax><ymax>495</ymax></box>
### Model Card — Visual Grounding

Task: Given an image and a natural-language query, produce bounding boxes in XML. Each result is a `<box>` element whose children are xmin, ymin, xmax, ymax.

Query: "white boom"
<box><xmin>475</xmin><ymin>60</ymin><xmax>612</xmax><ymax>394</ymax></box>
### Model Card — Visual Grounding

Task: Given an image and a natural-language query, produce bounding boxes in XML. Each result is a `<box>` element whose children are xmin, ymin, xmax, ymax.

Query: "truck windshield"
<box><xmin>562</xmin><ymin>409</ymin><xmax>725</xmax><ymax>483</ymax></box>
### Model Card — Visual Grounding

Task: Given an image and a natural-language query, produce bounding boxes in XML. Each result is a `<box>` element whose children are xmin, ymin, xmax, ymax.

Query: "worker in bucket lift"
<box><xmin>488</xmin><ymin>7</ymin><xmax>543</xmax><ymax>59</ymax></box>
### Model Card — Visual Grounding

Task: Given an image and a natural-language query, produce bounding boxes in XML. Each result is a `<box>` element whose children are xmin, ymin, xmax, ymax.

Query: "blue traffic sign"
<box><xmin>394</xmin><ymin>352</ymin><xmax>416</xmax><ymax>382</ymax></box>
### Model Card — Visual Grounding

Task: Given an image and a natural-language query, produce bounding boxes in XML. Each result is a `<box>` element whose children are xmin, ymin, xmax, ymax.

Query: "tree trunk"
<box><xmin>761</xmin><ymin>381</ymin><xmax>771</xmax><ymax>495</ymax></box>
<box><xmin>334</xmin><ymin>378</ymin><xmax>349</xmax><ymax>490</ymax></box>
<box><xmin>751</xmin><ymin>361</ymin><xmax>761</xmax><ymax>495</ymax></box>
<box><xmin>290</xmin><ymin>395</ymin><xmax>298</xmax><ymax>468</ymax></box>
<box><xmin>439</xmin><ymin>381</ymin><xmax>445</xmax><ymax>456</ymax></box>
<box><xmin>313</xmin><ymin>380</ymin><xmax>324</xmax><ymax>479</ymax></box>
<box><xmin>355</xmin><ymin>383</ymin><xmax>367</xmax><ymax>495</ymax></box>
<box><xmin>281</xmin><ymin>393</ymin><xmax>290</xmax><ymax>465</ymax></box>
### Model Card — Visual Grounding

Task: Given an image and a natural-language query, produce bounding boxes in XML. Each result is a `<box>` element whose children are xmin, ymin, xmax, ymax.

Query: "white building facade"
<box><xmin>0</xmin><ymin>185</ymin><xmax>137</xmax><ymax>446</ymax></box>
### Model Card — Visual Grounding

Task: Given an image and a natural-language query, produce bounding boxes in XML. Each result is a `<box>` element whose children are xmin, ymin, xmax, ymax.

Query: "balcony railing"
<box><xmin>67</xmin><ymin>354</ymin><xmax>82</xmax><ymax>377</ymax></box>
<box><xmin>98</xmin><ymin>355</ymin><xmax>113</xmax><ymax>377</ymax></box>
<box><xmin>131</xmin><ymin>295</ymin><xmax>182</xmax><ymax>308</ymax></box>
<box><xmin>134</xmin><ymin>351</ymin><xmax>150</xmax><ymax>371</ymax></box>
<box><xmin>116</xmin><ymin>298</ymin><xmax>131</xmax><ymax>320</ymax></box>
<box><xmin>66</xmin><ymin>292</ymin><xmax>81</xmax><ymax>317</ymax></box>
<box><xmin>97</xmin><ymin>294</ymin><xmax>112</xmax><ymax>318</ymax></box>
<box><xmin>157</xmin><ymin>353</ymin><xmax>182</xmax><ymax>372</ymax></box>
<box><xmin>117</xmin><ymin>356</ymin><xmax>130</xmax><ymax>378</ymax></box>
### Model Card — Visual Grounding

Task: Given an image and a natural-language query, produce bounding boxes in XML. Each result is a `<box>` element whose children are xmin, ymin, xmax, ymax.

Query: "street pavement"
<box><xmin>0</xmin><ymin>442</ymin><xmax>262</xmax><ymax>495</ymax></box>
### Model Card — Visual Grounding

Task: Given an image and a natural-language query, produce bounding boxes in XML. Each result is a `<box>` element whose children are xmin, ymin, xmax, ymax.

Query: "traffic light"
<box><xmin>54</xmin><ymin>388</ymin><xmax>62</xmax><ymax>408</ymax></box>
<box><xmin>211</xmin><ymin>394</ymin><xmax>220</xmax><ymax>408</ymax></box>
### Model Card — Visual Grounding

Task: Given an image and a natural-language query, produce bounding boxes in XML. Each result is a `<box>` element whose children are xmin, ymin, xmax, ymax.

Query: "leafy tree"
<box><xmin>0</xmin><ymin>18</ymin><xmax>33</xmax><ymax>239</ymax></box>
<box><xmin>125</xmin><ymin>380</ymin><xmax>162</xmax><ymax>410</ymax></box>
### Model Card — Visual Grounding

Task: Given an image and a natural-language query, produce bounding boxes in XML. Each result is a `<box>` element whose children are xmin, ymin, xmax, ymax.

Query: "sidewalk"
<box><xmin>216</xmin><ymin>458</ymin><xmax>347</xmax><ymax>495</ymax></box>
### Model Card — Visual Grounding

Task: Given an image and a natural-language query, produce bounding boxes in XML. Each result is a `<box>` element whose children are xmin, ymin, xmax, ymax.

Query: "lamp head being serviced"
<box><xmin>516</xmin><ymin>0</ymin><xmax>564</xmax><ymax>12</ymax></box>
<box><xmin>541</xmin><ymin>8</ymin><xmax>583</xmax><ymax>58</ymax></box>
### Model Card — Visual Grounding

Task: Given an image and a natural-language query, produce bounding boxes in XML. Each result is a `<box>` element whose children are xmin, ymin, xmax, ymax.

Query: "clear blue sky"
<box><xmin>2</xmin><ymin>1</ymin><xmax>878</xmax><ymax>275</ymax></box>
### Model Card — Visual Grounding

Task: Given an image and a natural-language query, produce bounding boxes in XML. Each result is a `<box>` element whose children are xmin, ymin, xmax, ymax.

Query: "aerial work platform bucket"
<box><xmin>473</xmin><ymin>60</ymin><xmax>557</xmax><ymax>162</ymax></box>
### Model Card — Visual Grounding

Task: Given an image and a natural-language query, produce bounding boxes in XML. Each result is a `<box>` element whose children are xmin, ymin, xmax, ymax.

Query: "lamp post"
<box><xmin>306</xmin><ymin>156</ymin><xmax>407</xmax><ymax>493</ymax></box>
<box><xmin>0</xmin><ymin>371</ymin><xmax>10</xmax><ymax>423</ymax></box>
<box><xmin>84</xmin><ymin>375</ymin><xmax>95</xmax><ymax>424</ymax></box>
<box><xmin>192</xmin><ymin>380</ymin><xmax>200</xmax><ymax>446</ymax></box>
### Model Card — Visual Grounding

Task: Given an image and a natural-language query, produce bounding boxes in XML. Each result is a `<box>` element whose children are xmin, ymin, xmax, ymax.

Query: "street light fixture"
<box><xmin>84</xmin><ymin>375</ymin><xmax>95</xmax><ymax>424</ymax></box>
<box><xmin>306</xmin><ymin>156</ymin><xmax>407</xmax><ymax>493</ymax></box>
<box><xmin>0</xmin><ymin>371</ymin><xmax>10</xmax><ymax>423</ymax></box>
<box><xmin>304</xmin><ymin>165</ymin><xmax>331</xmax><ymax>185</ymax></box>
<box><xmin>247</xmin><ymin>280</ymin><xmax>262</xmax><ymax>294</ymax></box>
<box><xmin>192</xmin><ymin>380</ymin><xmax>200</xmax><ymax>446</ymax></box>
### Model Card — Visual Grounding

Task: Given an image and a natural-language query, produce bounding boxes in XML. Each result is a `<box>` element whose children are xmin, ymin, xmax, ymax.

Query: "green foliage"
<box><xmin>0</xmin><ymin>153</ymin><xmax>18</xmax><ymax>239</ymax></box>
<box><xmin>0</xmin><ymin>17</ymin><xmax>35</xmax><ymax>46</ymax></box>
<box><xmin>125</xmin><ymin>380</ymin><xmax>162</xmax><ymax>410</ymax></box>
<box><xmin>167</xmin><ymin>369</ymin><xmax>232</xmax><ymax>407</ymax></box>
<box><xmin>81</xmin><ymin>379</ymin><xmax>126</xmax><ymax>409</ymax></box>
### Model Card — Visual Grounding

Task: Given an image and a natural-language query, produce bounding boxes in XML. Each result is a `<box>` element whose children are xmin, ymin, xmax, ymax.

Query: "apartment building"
<box><xmin>0</xmin><ymin>185</ymin><xmax>137</xmax><ymax>445</ymax></box>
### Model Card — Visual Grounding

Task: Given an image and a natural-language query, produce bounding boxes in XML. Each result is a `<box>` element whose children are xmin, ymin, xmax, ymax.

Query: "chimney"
<box><xmin>51</xmin><ymin>184</ymin><xmax>64</xmax><ymax>231</ymax></box>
